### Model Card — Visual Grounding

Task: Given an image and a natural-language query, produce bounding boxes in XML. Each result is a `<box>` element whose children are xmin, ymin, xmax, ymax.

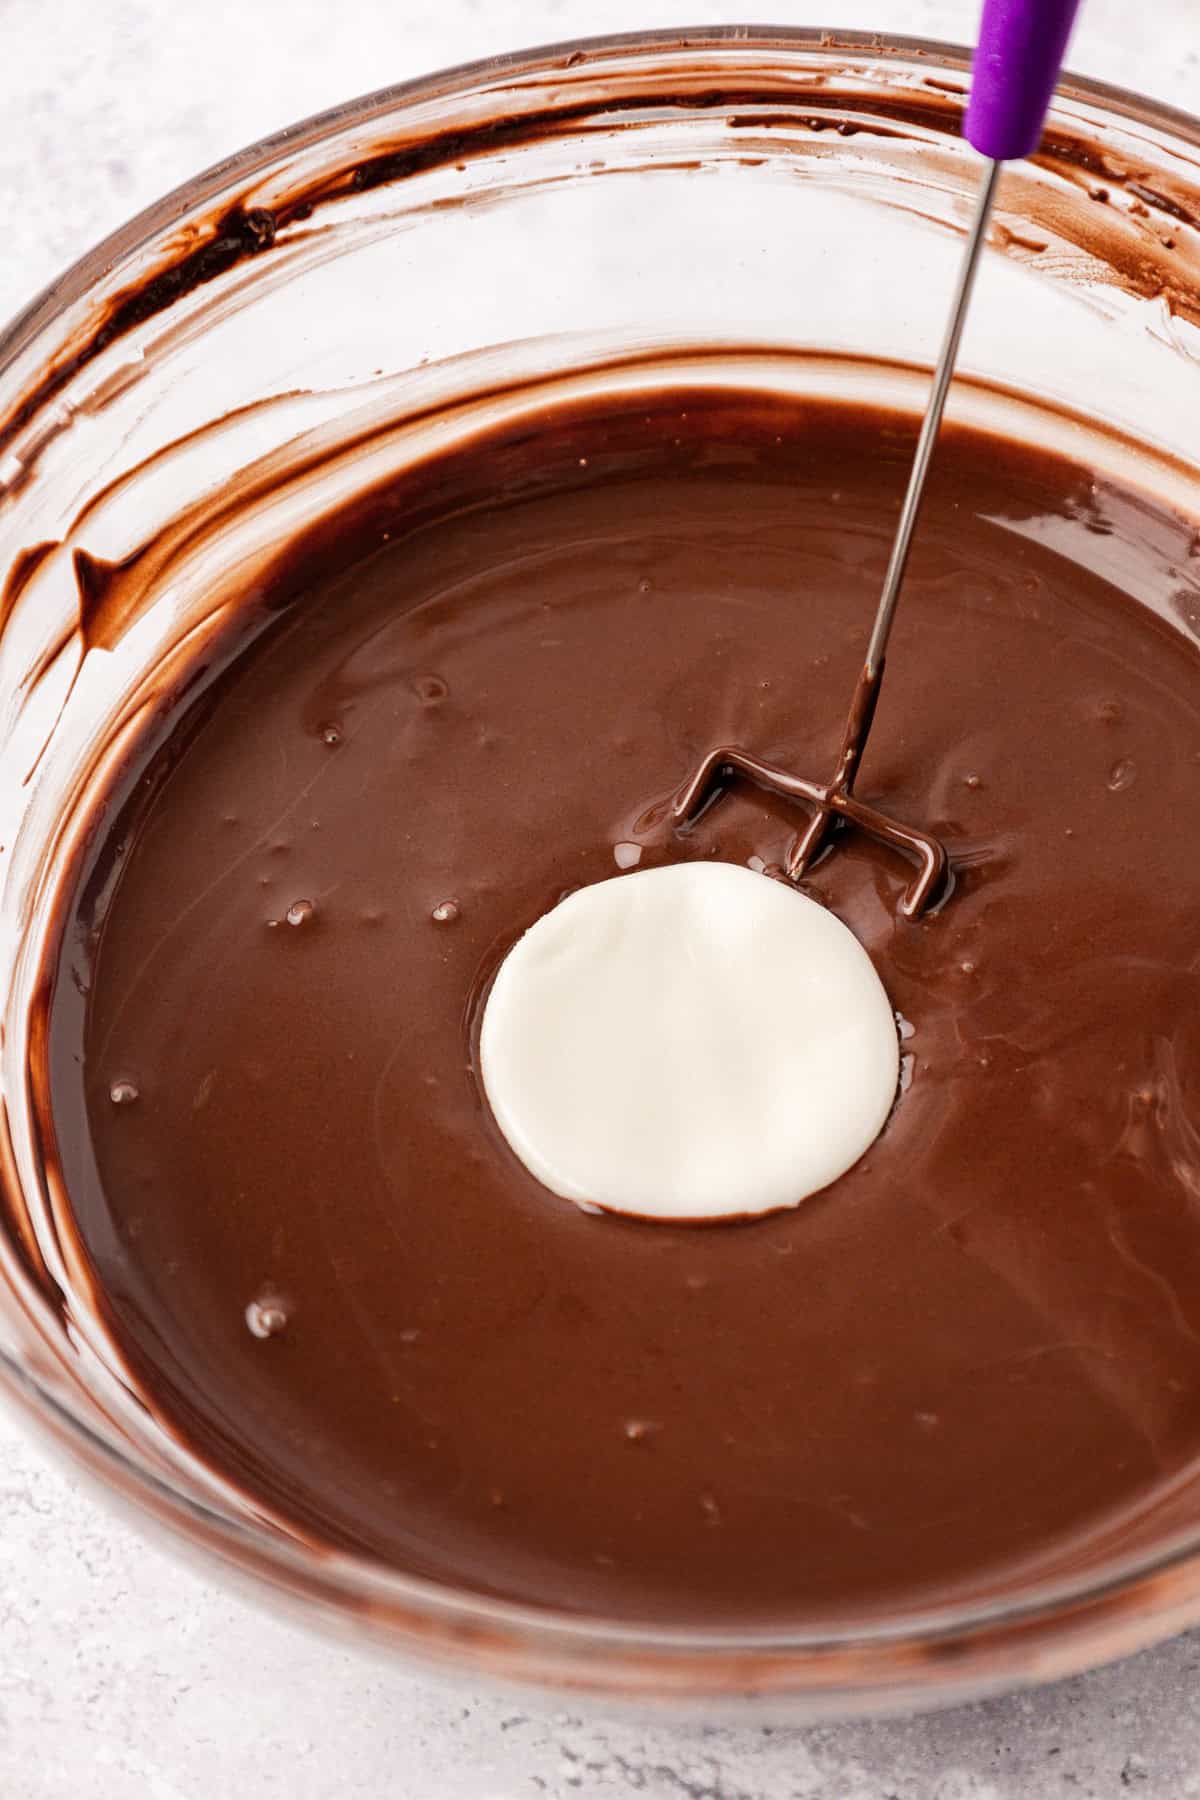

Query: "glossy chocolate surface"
<box><xmin>43</xmin><ymin>392</ymin><xmax>1200</xmax><ymax>1624</ymax></box>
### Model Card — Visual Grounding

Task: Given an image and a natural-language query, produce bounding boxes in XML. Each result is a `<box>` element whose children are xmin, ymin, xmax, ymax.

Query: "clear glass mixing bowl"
<box><xmin>1</xmin><ymin>27</ymin><xmax>1200</xmax><ymax>1715</ymax></box>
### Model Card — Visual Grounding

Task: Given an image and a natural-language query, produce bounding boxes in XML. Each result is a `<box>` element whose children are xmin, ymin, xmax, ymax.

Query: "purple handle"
<box><xmin>964</xmin><ymin>0</ymin><xmax>1083</xmax><ymax>161</ymax></box>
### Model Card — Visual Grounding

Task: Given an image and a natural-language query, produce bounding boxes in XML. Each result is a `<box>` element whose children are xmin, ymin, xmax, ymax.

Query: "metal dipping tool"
<box><xmin>675</xmin><ymin>0</ymin><xmax>1085</xmax><ymax>917</ymax></box>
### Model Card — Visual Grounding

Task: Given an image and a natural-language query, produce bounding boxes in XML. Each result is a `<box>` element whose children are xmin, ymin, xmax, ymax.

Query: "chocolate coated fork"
<box><xmin>675</xmin><ymin>0</ymin><xmax>1083</xmax><ymax>919</ymax></box>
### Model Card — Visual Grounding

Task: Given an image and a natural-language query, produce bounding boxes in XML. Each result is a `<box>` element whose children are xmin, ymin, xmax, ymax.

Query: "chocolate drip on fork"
<box><xmin>673</xmin><ymin>662</ymin><xmax>948</xmax><ymax>920</ymax></box>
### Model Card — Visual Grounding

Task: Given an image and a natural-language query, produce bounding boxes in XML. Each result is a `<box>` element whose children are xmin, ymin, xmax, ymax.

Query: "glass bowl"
<box><xmin>2</xmin><ymin>26</ymin><xmax>1200</xmax><ymax>1716</ymax></box>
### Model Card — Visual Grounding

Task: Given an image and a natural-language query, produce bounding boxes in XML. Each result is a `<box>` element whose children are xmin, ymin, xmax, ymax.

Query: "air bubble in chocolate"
<box><xmin>245</xmin><ymin>1298</ymin><xmax>288</xmax><ymax>1339</ymax></box>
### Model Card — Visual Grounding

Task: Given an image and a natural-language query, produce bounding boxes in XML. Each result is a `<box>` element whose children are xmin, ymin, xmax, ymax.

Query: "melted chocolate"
<box><xmin>40</xmin><ymin>390</ymin><xmax>1200</xmax><ymax>1626</ymax></box>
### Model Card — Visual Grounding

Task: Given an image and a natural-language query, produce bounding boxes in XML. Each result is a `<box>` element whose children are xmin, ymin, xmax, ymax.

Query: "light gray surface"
<box><xmin>2</xmin><ymin>1</ymin><xmax>1199</xmax><ymax>1794</ymax></box>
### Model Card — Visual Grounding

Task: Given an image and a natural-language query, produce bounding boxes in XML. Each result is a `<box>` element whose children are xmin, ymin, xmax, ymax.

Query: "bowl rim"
<box><xmin>4</xmin><ymin>21</ymin><xmax>1200</xmax><ymax>1697</ymax></box>
<box><xmin>3</xmin><ymin>20</ymin><xmax>1200</xmax><ymax>407</ymax></box>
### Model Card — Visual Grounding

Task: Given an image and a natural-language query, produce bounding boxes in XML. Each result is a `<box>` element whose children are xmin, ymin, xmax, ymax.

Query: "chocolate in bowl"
<box><xmin>2</xmin><ymin>30</ymin><xmax>1200</xmax><ymax>1714</ymax></box>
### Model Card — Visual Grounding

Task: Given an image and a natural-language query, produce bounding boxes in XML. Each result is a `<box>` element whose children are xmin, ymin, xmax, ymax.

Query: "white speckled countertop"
<box><xmin>2</xmin><ymin>2</ymin><xmax>1199</xmax><ymax>1794</ymax></box>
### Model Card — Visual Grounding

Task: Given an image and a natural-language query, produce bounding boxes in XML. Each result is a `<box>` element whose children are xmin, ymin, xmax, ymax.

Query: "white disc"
<box><xmin>479</xmin><ymin>861</ymin><xmax>899</xmax><ymax>1222</ymax></box>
